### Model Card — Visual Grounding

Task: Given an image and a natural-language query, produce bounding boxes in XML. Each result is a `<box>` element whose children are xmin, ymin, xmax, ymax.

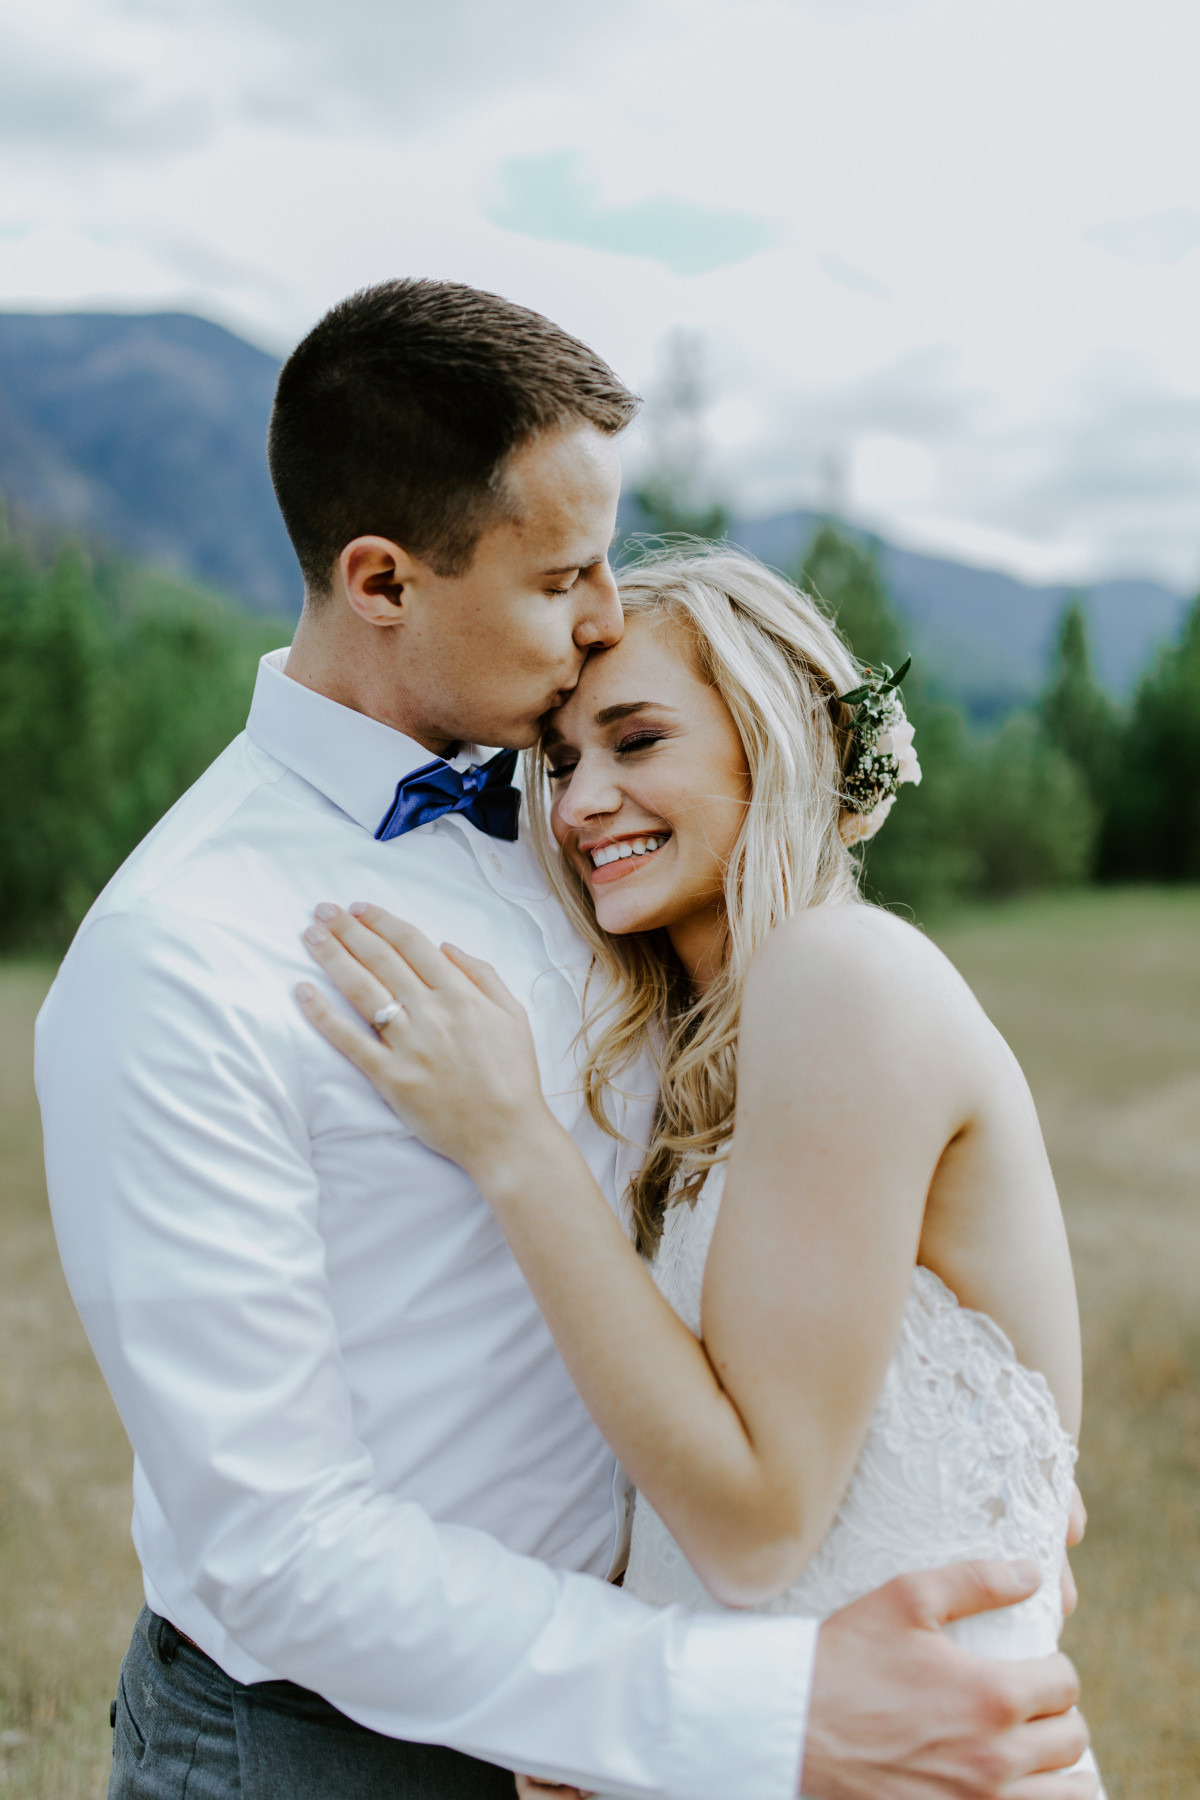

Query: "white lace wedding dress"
<box><xmin>619</xmin><ymin>1165</ymin><xmax>1104</xmax><ymax>1792</ymax></box>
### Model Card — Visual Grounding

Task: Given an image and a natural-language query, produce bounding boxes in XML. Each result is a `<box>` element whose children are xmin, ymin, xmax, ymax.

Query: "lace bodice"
<box><xmin>624</xmin><ymin>1165</ymin><xmax>1078</xmax><ymax>1660</ymax></box>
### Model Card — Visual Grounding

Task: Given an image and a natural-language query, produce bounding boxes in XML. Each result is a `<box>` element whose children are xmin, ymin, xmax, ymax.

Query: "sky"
<box><xmin>2</xmin><ymin>0</ymin><xmax>1200</xmax><ymax>589</ymax></box>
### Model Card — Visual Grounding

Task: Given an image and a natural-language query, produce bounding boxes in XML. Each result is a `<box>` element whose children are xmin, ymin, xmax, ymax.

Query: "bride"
<box><xmin>295</xmin><ymin>549</ymin><xmax>1101</xmax><ymax>1794</ymax></box>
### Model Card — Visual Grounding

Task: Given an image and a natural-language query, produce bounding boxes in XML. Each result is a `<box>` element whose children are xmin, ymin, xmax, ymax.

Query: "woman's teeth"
<box><xmin>590</xmin><ymin>835</ymin><xmax>668</xmax><ymax>868</ymax></box>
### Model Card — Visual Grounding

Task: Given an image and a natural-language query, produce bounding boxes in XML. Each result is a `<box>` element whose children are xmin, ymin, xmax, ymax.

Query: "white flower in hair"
<box><xmin>836</xmin><ymin>658</ymin><xmax>922</xmax><ymax>846</ymax></box>
<box><xmin>877</xmin><ymin>717</ymin><xmax>922</xmax><ymax>788</ymax></box>
<box><xmin>840</xmin><ymin>793</ymin><xmax>896</xmax><ymax>845</ymax></box>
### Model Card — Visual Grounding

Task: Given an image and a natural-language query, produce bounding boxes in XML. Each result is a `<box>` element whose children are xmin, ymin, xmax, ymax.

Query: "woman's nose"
<box><xmin>555</xmin><ymin>758</ymin><xmax>622</xmax><ymax>829</ymax></box>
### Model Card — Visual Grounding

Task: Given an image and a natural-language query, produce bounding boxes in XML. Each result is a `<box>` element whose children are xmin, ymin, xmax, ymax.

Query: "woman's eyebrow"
<box><xmin>543</xmin><ymin>701</ymin><xmax>678</xmax><ymax>747</ymax></box>
<box><xmin>594</xmin><ymin>701</ymin><xmax>670</xmax><ymax>726</ymax></box>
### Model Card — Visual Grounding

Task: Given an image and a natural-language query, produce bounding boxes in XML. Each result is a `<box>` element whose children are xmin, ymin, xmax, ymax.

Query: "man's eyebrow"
<box><xmin>540</xmin><ymin>555</ymin><xmax>605</xmax><ymax>576</ymax></box>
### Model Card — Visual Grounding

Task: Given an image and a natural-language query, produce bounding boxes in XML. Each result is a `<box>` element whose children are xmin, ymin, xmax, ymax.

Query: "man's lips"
<box><xmin>546</xmin><ymin>671</ymin><xmax>585</xmax><ymax>710</ymax></box>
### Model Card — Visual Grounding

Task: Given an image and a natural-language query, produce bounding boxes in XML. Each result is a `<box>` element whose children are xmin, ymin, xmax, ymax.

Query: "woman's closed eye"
<box><xmin>547</xmin><ymin>730</ymin><xmax>669</xmax><ymax>782</ymax></box>
<box><xmin>615</xmin><ymin>729</ymin><xmax>669</xmax><ymax>756</ymax></box>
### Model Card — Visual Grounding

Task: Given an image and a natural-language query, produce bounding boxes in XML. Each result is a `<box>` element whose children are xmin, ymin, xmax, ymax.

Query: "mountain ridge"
<box><xmin>0</xmin><ymin>311</ymin><xmax>298</xmax><ymax>614</ymax></box>
<box><xmin>724</xmin><ymin>509</ymin><xmax>1189</xmax><ymax>715</ymax></box>
<box><xmin>0</xmin><ymin>310</ymin><xmax>1190</xmax><ymax>710</ymax></box>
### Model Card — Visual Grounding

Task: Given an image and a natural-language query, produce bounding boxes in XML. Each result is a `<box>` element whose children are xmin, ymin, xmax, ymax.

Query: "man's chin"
<box><xmin>484</xmin><ymin>719</ymin><xmax>541</xmax><ymax>751</ymax></box>
<box><xmin>485</xmin><ymin>690</ymin><xmax>578</xmax><ymax>750</ymax></box>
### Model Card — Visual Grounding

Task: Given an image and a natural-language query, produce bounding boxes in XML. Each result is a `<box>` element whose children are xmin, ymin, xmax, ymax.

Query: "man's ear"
<box><xmin>339</xmin><ymin>536</ymin><xmax>424</xmax><ymax>627</ymax></box>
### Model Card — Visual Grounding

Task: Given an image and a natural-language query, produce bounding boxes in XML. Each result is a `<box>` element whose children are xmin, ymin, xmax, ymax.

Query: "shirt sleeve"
<box><xmin>36</xmin><ymin>905</ymin><xmax>816</xmax><ymax>1800</ymax></box>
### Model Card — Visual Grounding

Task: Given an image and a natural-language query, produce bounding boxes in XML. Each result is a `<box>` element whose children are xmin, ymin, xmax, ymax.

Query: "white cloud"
<box><xmin>851</xmin><ymin>435</ymin><xmax>939</xmax><ymax>510</ymax></box>
<box><xmin>216</xmin><ymin>0</ymin><xmax>643</xmax><ymax>126</ymax></box>
<box><xmin>0</xmin><ymin>0</ymin><xmax>1199</xmax><ymax>584</ymax></box>
<box><xmin>820</xmin><ymin>256</ymin><xmax>891</xmax><ymax>301</ymax></box>
<box><xmin>0</xmin><ymin>25</ymin><xmax>213</xmax><ymax>156</ymax></box>
<box><xmin>1086</xmin><ymin>209</ymin><xmax>1200</xmax><ymax>266</ymax></box>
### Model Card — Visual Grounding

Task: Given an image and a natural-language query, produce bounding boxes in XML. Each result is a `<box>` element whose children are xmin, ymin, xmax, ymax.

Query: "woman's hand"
<box><xmin>295</xmin><ymin>902</ymin><xmax>554</xmax><ymax>1180</ymax></box>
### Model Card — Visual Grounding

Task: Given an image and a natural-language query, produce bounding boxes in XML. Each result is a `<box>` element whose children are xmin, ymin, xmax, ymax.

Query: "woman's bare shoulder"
<box><xmin>748</xmin><ymin>901</ymin><xmax>968</xmax><ymax>995</ymax></box>
<box><xmin>741</xmin><ymin>902</ymin><xmax>990</xmax><ymax>1062</ymax></box>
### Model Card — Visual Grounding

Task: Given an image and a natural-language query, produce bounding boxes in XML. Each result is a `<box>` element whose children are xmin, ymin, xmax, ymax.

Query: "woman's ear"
<box><xmin>339</xmin><ymin>536</ymin><xmax>422</xmax><ymax>627</ymax></box>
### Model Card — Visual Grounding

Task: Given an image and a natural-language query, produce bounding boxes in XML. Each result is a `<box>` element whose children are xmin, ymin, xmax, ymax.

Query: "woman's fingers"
<box><xmin>313</xmin><ymin>907</ymin><xmax>519</xmax><ymax>1034</ymax></box>
<box><xmin>441</xmin><ymin>943</ymin><xmax>526</xmax><ymax>1019</ymax></box>
<box><xmin>347</xmin><ymin>903</ymin><xmax>471</xmax><ymax>992</ymax></box>
<box><xmin>312</xmin><ymin>905</ymin><xmax>430</xmax><ymax>1007</ymax></box>
<box><xmin>294</xmin><ymin>981</ymin><xmax>393</xmax><ymax>1080</ymax></box>
<box><xmin>296</xmin><ymin>908</ymin><xmax>548</xmax><ymax>1167</ymax></box>
<box><xmin>302</xmin><ymin>919</ymin><xmax>402</xmax><ymax>1026</ymax></box>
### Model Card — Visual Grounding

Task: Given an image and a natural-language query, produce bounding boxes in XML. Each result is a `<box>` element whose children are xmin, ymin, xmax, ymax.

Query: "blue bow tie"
<box><xmin>375</xmin><ymin>748</ymin><xmax>521</xmax><ymax>844</ymax></box>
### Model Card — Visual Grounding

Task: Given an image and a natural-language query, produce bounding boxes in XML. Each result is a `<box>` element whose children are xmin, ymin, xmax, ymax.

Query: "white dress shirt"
<box><xmin>36</xmin><ymin>649</ymin><xmax>816</xmax><ymax>1800</ymax></box>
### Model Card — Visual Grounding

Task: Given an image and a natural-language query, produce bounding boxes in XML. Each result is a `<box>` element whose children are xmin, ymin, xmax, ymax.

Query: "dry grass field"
<box><xmin>1</xmin><ymin>887</ymin><xmax>1198</xmax><ymax>1797</ymax></box>
<box><xmin>934</xmin><ymin>889</ymin><xmax>1200</xmax><ymax>1793</ymax></box>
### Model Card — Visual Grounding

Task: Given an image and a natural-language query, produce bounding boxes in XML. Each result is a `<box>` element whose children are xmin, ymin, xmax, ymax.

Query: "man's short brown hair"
<box><xmin>268</xmin><ymin>279</ymin><xmax>639</xmax><ymax>595</ymax></box>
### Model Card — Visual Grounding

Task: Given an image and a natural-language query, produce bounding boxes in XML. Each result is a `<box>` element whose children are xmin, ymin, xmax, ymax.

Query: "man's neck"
<box><xmin>285</xmin><ymin>605</ymin><xmax>458</xmax><ymax>758</ymax></box>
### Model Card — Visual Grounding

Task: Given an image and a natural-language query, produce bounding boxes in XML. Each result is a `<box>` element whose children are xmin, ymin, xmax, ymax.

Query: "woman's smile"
<box><xmin>584</xmin><ymin>831</ymin><xmax>673</xmax><ymax>883</ymax></box>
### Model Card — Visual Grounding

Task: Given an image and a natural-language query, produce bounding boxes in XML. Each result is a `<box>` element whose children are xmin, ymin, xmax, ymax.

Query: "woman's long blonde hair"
<box><xmin>526</xmin><ymin>547</ymin><xmax>866</xmax><ymax>1253</ymax></box>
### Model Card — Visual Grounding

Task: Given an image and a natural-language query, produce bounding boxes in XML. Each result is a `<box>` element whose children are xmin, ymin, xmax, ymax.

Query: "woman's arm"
<box><xmin>297</xmin><ymin>902</ymin><xmax>970</xmax><ymax>1606</ymax></box>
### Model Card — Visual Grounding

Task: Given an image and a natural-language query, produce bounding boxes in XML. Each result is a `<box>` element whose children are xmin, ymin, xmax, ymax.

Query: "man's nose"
<box><xmin>573</xmin><ymin>563</ymin><xmax>623</xmax><ymax>650</ymax></box>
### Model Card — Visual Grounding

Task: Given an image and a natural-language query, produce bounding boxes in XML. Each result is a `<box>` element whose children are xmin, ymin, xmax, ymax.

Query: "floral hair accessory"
<box><xmin>836</xmin><ymin>656</ymin><xmax>922</xmax><ymax>846</ymax></box>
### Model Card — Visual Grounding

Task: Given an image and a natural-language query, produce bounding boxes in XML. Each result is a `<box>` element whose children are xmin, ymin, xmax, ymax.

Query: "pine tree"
<box><xmin>961</xmin><ymin>713</ymin><xmax>1095</xmax><ymax>895</ymax></box>
<box><xmin>0</xmin><ymin>510</ymin><xmax>285</xmax><ymax>950</ymax></box>
<box><xmin>800</xmin><ymin>522</ymin><xmax>907</xmax><ymax>673</ymax></box>
<box><xmin>633</xmin><ymin>332</ymin><xmax>729</xmax><ymax>541</ymax></box>
<box><xmin>0</xmin><ymin>538</ymin><xmax>112</xmax><ymax>945</ymax></box>
<box><xmin>1100</xmin><ymin>594</ymin><xmax>1200</xmax><ymax>880</ymax></box>
<box><xmin>1039</xmin><ymin>598</ymin><xmax>1122</xmax><ymax>811</ymax></box>
<box><xmin>796</xmin><ymin>523</ymin><xmax>1094</xmax><ymax>910</ymax></box>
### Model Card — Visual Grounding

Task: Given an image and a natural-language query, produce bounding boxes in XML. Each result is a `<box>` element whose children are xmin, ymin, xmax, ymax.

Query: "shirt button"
<box><xmin>489</xmin><ymin>853</ymin><xmax>502</xmax><ymax>873</ymax></box>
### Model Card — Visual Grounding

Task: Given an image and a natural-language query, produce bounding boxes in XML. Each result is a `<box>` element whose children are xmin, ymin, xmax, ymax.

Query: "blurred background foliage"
<box><xmin>0</xmin><ymin>506</ymin><xmax>285</xmax><ymax>951</ymax></box>
<box><xmin>799</xmin><ymin>520</ymin><xmax>1102</xmax><ymax>910</ymax></box>
<box><xmin>1</xmin><ymin>482</ymin><xmax>1199</xmax><ymax>953</ymax></box>
<box><xmin>806</xmin><ymin>521</ymin><xmax>1200</xmax><ymax>908</ymax></box>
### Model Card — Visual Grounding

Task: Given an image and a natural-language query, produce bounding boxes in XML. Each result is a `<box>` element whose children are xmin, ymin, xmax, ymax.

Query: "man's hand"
<box><xmin>802</xmin><ymin>1560</ymin><xmax>1096</xmax><ymax>1800</ymax></box>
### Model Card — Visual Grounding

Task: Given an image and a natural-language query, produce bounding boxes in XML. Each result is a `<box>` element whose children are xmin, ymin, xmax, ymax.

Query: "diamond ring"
<box><xmin>372</xmin><ymin>1000</ymin><xmax>404</xmax><ymax>1031</ymax></box>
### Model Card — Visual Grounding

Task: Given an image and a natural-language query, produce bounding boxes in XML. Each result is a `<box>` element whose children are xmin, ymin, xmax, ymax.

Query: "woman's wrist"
<box><xmin>466</xmin><ymin>1106</ymin><xmax>574</xmax><ymax>1206</ymax></box>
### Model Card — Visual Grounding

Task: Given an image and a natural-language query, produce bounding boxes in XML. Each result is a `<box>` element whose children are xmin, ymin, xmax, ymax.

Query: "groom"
<box><xmin>37</xmin><ymin>280</ymin><xmax>1093</xmax><ymax>1800</ymax></box>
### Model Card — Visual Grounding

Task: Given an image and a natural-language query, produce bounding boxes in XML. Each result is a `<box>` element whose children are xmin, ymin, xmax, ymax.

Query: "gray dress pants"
<box><xmin>109</xmin><ymin>1609</ymin><xmax>517</xmax><ymax>1799</ymax></box>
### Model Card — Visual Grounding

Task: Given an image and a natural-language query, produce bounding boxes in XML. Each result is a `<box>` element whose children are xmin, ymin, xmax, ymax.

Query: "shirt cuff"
<box><xmin>659</xmin><ymin>1609</ymin><xmax>817</xmax><ymax>1800</ymax></box>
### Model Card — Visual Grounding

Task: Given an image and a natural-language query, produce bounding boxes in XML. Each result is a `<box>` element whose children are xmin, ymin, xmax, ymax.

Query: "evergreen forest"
<box><xmin>1</xmin><ymin>505</ymin><xmax>1198</xmax><ymax>954</ymax></box>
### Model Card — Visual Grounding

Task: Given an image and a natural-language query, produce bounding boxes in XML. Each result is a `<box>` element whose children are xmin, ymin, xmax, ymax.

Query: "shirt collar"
<box><xmin>245</xmin><ymin>648</ymin><xmax>485</xmax><ymax>835</ymax></box>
